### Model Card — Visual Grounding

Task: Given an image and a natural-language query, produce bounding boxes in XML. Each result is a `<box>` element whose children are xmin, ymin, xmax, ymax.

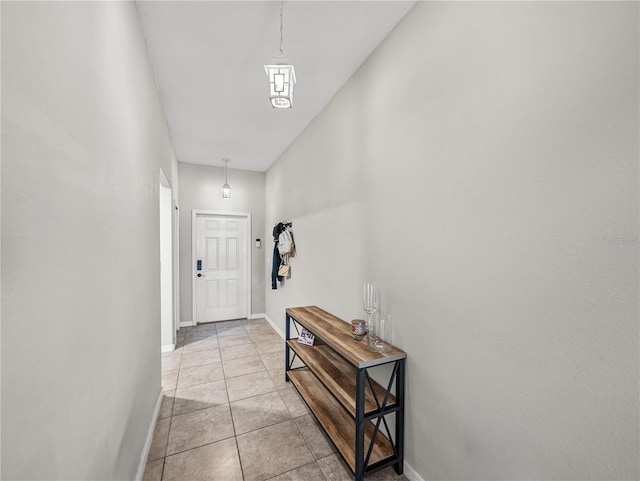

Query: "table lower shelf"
<box><xmin>287</xmin><ymin>368</ymin><xmax>395</xmax><ymax>472</ymax></box>
<box><xmin>287</xmin><ymin>340</ymin><xmax>397</xmax><ymax>417</ymax></box>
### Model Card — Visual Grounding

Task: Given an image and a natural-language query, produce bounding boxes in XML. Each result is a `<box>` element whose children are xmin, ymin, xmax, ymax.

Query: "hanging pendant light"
<box><xmin>264</xmin><ymin>1</ymin><xmax>296</xmax><ymax>109</ymax></box>
<box><xmin>222</xmin><ymin>158</ymin><xmax>231</xmax><ymax>199</ymax></box>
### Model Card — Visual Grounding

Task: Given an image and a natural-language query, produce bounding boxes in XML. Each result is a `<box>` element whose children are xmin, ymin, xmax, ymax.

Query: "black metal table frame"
<box><xmin>285</xmin><ymin>312</ymin><xmax>405</xmax><ymax>481</ymax></box>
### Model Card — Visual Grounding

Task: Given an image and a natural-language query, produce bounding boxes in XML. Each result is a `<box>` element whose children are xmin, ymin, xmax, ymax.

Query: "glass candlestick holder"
<box><xmin>363</xmin><ymin>282</ymin><xmax>379</xmax><ymax>351</ymax></box>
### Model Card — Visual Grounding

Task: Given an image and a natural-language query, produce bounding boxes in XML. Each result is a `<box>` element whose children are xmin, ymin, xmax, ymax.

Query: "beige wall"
<box><xmin>178</xmin><ymin>163</ymin><xmax>266</xmax><ymax>322</ymax></box>
<box><xmin>265</xmin><ymin>2</ymin><xmax>638</xmax><ymax>480</ymax></box>
<box><xmin>1</xmin><ymin>2</ymin><xmax>178</xmax><ymax>479</ymax></box>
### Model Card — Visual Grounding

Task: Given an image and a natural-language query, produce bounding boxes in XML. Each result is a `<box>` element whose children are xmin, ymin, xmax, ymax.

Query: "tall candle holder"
<box><xmin>363</xmin><ymin>282</ymin><xmax>382</xmax><ymax>352</ymax></box>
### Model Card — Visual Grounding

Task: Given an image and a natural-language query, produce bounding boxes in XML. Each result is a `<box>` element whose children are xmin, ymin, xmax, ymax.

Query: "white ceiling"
<box><xmin>136</xmin><ymin>1</ymin><xmax>415</xmax><ymax>172</ymax></box>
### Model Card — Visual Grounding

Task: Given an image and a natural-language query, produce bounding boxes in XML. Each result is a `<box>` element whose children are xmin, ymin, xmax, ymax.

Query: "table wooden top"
<box><xmin>286</xmin><ymin>306</ymin><xmax>406</xmax><ymax>369</ymax></box>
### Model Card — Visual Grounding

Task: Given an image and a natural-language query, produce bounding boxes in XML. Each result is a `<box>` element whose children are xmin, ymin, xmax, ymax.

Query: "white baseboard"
<box><xmin>179</xmin><ymin>320</ymin><xmax>194</xmax><ymax>328</ymax></box>
<box><xmin>249</xmin><ymin>312</ymin><xmax>265</xmax><ymax>320</ymax></box>
<box><xmin>403</xmin><ymin>461</ymin><xmax>426</xmax><ymax>481</ymax></box>
<box><xmin>161</xmin><ymin>342</ymin><xmax>176</xmax><ymax>353</ymax></box>
<box><xmin>264</xmin><ymin>313</ymin><xmax>285</xmax><ymax>339</ymax></box>
<box><xmin>135</xmin><ymin>389</ymin><xmax>163</xmax><ymax>481</ymax></box>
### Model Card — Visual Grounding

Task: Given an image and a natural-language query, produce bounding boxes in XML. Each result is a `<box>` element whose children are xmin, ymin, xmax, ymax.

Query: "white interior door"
<box><xmin>195</xmin><ymin>214</ymin><xmax>248</xmax><ymax>322</ymax></box>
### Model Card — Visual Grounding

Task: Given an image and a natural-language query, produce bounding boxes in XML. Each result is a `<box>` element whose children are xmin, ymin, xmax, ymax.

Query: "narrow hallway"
<box><xmin>144</xmin><ymin>318</ymin><xmax>408</xmax><ymax>481</ymax></box>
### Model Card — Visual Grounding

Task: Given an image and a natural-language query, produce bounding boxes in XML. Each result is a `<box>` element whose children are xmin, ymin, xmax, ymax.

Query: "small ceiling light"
<box><xmin>222</xmin><ymin>158</ymin><xmax>231</xmax><ymax>199</ymax></box>
<box><xmin>265</xmin><ymin>1</ymin><xmax>296</xmax><ymax>109</ymax></box>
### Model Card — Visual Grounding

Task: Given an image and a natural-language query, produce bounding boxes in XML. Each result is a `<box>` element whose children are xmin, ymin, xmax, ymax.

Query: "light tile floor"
<box><xmin>143</xmin><ymin>318</ymin><xmax>408</xmax><ymax>481</ymax></box>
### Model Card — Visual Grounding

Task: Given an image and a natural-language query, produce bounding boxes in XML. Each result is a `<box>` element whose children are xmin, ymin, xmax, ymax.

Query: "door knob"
<box><xmin>197</xmin><ymin>273</ymin><xmax>205</xmax><ymax>278</ymax></box>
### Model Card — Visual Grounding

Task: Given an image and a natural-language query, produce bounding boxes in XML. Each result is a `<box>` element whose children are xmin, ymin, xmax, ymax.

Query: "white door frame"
<box><xmin>160</xmin><ymin>168</ymin><xmax>175</xmax><ymax>352</ymax></box>
<box><xmin>173</xmin><ymin>201</ymin><xmax>180</xmax><ymax>333</ymax></box>
<box><xmin>191</xmin><ymin>210</ymin><xmax>252</xmax><ymax>325</ymax></box>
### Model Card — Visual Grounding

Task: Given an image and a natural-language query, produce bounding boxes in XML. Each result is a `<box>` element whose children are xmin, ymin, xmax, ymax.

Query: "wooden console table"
<box><xmin>285</xmin><ymin>306</ymin><xmax>406</xmax><ymax>481</ymax></box>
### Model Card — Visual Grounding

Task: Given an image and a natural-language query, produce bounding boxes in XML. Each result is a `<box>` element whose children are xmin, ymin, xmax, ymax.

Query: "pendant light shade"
<box><xmin>265</xmin><ymin>63</ymin><xmax>296</xmax><ymax>109</ymax></box>
<box><xmin>222</xmin><ymin>158</ymin><xmax>231</xmax><ymax>199</ymax></box>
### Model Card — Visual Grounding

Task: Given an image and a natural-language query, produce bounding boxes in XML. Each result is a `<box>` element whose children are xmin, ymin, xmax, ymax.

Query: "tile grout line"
<box><xmin>162</xmin><ymin>433</ymin><xmax>237</xmax><ymax>460</ymax></box>
<box><xmin>229</xmin><ymin>319</ymin><xmax>264</xmax><ymax>481</ymax></box>
<box><xmin>226</xmin><ymin>383</ymin><xmax>247</xmax><ymax>481</ymax></box>
<box><xmin>262</xmin><ymin>460</ymin><xmax>330</xmax><ymax>481</ymax></box>
<box><xmin>159</xmin><ymin>456</ymin><xmax>166</xmax><ymax>481</ymax></box>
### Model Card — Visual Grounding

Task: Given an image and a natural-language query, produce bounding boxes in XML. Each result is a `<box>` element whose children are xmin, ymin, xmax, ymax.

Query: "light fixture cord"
<box><xmin>279</xmin><ymin>0</ymin><xmax>284</xmax><ymax>56</ymax></box>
